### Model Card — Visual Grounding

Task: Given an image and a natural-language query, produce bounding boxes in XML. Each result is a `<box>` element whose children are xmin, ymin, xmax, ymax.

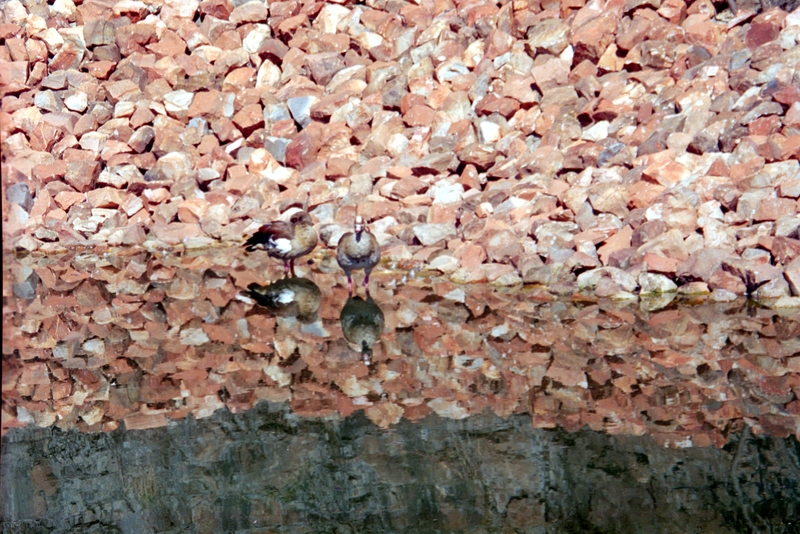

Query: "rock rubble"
<box><xmin>1</xmin><ymin>0</ymin><xmax>800</xmax><ymax>303</ymax></box>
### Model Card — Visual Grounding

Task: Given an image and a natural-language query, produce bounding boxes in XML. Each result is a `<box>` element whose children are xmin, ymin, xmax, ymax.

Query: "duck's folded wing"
<box><xmin>244</xmin><ymin>222</ymin><xmax>293</xmax><ymax>251</ymax></box>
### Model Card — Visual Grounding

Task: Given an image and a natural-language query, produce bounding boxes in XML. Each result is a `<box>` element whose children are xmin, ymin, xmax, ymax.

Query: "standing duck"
<box><xmin>336</xmin><ymin>215</ymin><xmax>381</xmax><ymax>295</ymax></box>
<box><xmin>244</xmin><ymin>211</ymin><xmax>317</xmax><ymax>275</ymax></box>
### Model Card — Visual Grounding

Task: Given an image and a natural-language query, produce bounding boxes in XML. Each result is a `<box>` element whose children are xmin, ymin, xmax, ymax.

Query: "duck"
<box><xmin>340</xmin><ymin>295</ymin><xmax>385</xmax><ymax>363</ymax></box>
<box><xmin>244</xmin><ymin>210</ymin><xmax>317</xmax><ymax>275</ymax></box>
<box><xmin>336</xmin><ymin>215</ymin><xmax>381</xmax><ymax>295</ymax></box>
<box><xmin>248</xmin><ymin>277</ymin><xmax>321</xmax><ymax>322</ymax></box>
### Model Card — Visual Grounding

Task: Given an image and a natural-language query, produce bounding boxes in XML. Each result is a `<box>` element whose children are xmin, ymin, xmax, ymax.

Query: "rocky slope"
<box><xmin>1</xmin><ymin>0</ymin><xmax>800</xmax><ymax>303</ymax></box>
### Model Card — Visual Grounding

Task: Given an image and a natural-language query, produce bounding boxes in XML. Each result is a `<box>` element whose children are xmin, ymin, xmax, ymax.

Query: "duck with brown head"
<box><xmin>336</xmin><ymin>215</ymin><xmax>381</xmax><ymax>295</ymax></box>
<box><xmin>243</xmin><ymin>210</ymin><xmax>318</xmax><ymax>276</ymax></box>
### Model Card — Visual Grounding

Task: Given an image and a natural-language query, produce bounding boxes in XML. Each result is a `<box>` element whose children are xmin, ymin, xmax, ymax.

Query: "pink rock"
<box><xmin>708</xmin><ymin>270</ymin><xmax>746</xmax><ymax>295</ymax></box>
<box><xmin>474</xmin><ymin>94</ymin><xmax>521</xmax><ymax>118</ymax></box>
<box><xmin>785</xmin><ymin>258</ymin><xmax>800</xmax><ymax>296</ymax></box>
<box><xmin>722</xmin><ymin>258</ymin><xmax>783</xmax><ymax>293</ymax></box>
<box><xmin>597</xmin><ymin>225</ymin><xmax>632</xmax><ymax>266</ymax></box>
<box><xmin>86</xmin><ymin>187</ymin><xmax>126</xmax><ymax>209</ymax></box>
<box><xmin>572</xmin><ymin>14</ymin><xmax>617</xmax><ymax>62</ymax></box>
<box><xmin>676</xmin><ymin>248</ymin><xmax>734</xmax><ymax>282</ymax></box>
<box><xmin>772</xmin><ymin>237</ymin><xmax>800</xmax><ymax>265</ymax></box>
<box><xmin>753</xmin><ymin>198</ymin><xmax>796</xmax><ymax>222</ymax></box>
<box><xmin>285</xmin><ymin>130</ymin><xmax>321</xmax><ymax>169</ymax></box>
<box><xmin>0</xmin><ymin>61</ymin><xmax>28</xmax><ymax>94</ymax></box>
<box><xmin>65</xmin><ymin>161</ymin><xmax>100</xmax><ymax>192</ymax></box>
<box><xmin>643</xmin><ymin>253</ymin><xmax>678</xmax><ymax>274</ymax></box>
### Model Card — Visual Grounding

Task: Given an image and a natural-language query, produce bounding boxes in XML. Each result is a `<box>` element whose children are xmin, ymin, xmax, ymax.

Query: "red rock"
<box><xmin>50</xmin><ymin>43</ymin><xmax>83</xmax><ymax>72</ymax></box>
<box><xmin>285</xmin><ymin>130</ymin><xmax>320</xmax><ymax>169</ymax></box>
<box><xmin>474</xmin><ymin>94</ymin><xmax>521</xmax><ymax>118</ymax></box>
<box><xmin>232</xmin><ymin>103</ymin><xmax>264</xmax><ymax>132</ymax></box>
<box><xmin>657</xmin><ymin>0</ymin><xmax>686</xmax><ymax>23</ymax></box>
<box><xmin>596</xmin><ymin>225</ymin><xmax>632</xmax><ymax>266</ymax></box>
<box><xmin>746</xmin><ymin>21</ymin><xmax>779</xmax><ymax>50</ymax></box>
<box><xmin>572</xmin><ymin>14</ymin><xmax>617</xmax><ymax>62</ymax></box>
<box><xmin>722</xmin><ymin>258</ymin><xmax>783</xmax><ymax>293</ymax></box>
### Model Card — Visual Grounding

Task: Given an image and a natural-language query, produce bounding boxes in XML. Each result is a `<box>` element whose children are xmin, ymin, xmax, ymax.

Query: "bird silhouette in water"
<box><xmin>248</xmin><ymin>277</ymin><xmax>321</xmax><ymax>322</ymax></box>
<box><xmin>337</xmin><ymin>215</ymin><xmax>381</xmax><ymax>296</ymax></box>
<box><xmin>244</xmin><ymin>211</ymin><xmax>317</xmax><ymax>276</ymax></box>
<box><xmin>340</xmin><ymin>295</ymin><xmax>384</xmax><ymax>364</ymax></box>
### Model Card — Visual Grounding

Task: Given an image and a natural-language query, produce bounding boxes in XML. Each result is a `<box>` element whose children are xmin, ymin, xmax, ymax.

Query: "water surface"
<box><xmin>3</xmin><ymin>250</ymin><xmax>799</xmax><ymax>532</ymax></box>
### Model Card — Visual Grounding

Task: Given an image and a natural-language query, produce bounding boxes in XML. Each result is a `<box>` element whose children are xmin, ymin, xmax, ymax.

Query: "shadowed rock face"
<box><xmin>2</xmin><ymin>403</ymin><xmax>799</xmax><ymax>533</ymax></box>
<box><xmin>726</xmin><ymin>0</ymin><xmax>800</xmax><ymax>15</ymax></box>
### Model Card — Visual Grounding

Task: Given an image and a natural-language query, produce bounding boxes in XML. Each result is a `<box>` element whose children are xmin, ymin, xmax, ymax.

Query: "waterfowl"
<box><xmin>336</xmin><ymin>215</ymin><xmax>381</xmax><ymax>295</ymax></box>
<box><xmin>248</xmin><ymin>277</ymin><xmax>321</xmax><ymax>322</ymax></box>
<box><xmin>340</xmin><ymin>295</ymin><xmax>385</xmax><ymax>363</ymax></box>
<box><xmin>244</xmin><ymin>211</ymin><xmax>317</xmax><ymax>275</ymax></box>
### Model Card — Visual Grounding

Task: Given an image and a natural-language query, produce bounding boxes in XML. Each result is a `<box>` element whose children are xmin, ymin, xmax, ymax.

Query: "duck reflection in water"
<box><xmin>248</xmin><ymin>277</ymin><xmax>321</xmax><ymax>322</ymax></box>
<box><xmin>340</xmin><ymin>295</ymin><xmax>385</xmax><ymax>364</ymax></box>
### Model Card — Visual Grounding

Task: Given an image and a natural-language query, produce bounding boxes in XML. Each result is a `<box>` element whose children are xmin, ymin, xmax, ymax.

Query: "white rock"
<box><xmin>478</xmin><ymin>120</ymin><xmax>500</xmax><ymax>144</ymax></box>
<box><xmin>639</xmin><ymin>272</ymin><xmax>678</xmax><ymax>295</ymax></box>
<box><xmin>83</xmin><ymin>338</ymin><xmax>106</xmax><ymax>355</ymax></box>
<box><xmin>164</xmin><ymin>90</ymin><xmax>194</xmax><ymax>114</ymax></box>
<box><xmin>243</xmin><ymin>24</ymin><xmax>271</xmax><ymax>54</ymax></box>
<box><xmin>315</xmin><ymin>4</ymin><xmax>351</xmax><ymax>33</ymax></box>
<box><xmin>428</xmin><ymin>254</ymin><xmax>460</xmax><ymax>274</ymax></box>
<box><xmin>63</xmin><ymin>91</ymin><xmax>88</xmax><ymax>112</ymax></box>
<box><xmin>412</xmin><ymin>223</ymin><xmax>456</xmax><ymax>246</ymax></box>
<box><xmin>429</xmin><ymin>182</ymin><xmax>464</xmax><ymax>205</ymax></box>
<box><xmin>582</xmin><ymin>121</ymin><xmax>609</xmax><ymax>142</ymax></box>
<box><xmin>577</xmin><ymin>267</ymin><xmax>638</xmax><ymax>292</ymax></box>
<box><xmin>180</xmin><ymin>328</ymin><xmax>210</xmax><ymax>345</ymax></box>
<box><xmin>3</xmin><ymin>0</ymin><xmax>27</xmax><ymax>24</ymax></box>
<box><xmin>287</xmin><ymin>96</ymin><xmax>319</xmax><ymax>128</ymax></box>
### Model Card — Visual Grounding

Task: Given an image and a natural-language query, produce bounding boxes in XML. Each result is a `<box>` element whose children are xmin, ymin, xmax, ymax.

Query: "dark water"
<box><xmin>3</xmin><ymin>404</ymin><xmax>800</xmax><ymax>533</ymax></box>
<box><xmin>3</xmin><ymin>250</ymin><xmax>799</xmax><ymax>532</ymax></box>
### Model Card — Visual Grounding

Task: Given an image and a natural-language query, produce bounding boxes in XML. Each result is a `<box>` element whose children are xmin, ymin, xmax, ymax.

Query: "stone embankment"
<box><xmin>1</xmin><ymin>0</ymin><xmax>800</xmax><ymax>303</ymax></box>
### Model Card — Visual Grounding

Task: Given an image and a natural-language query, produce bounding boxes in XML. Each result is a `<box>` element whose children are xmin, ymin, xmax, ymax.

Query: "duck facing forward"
<box><xmin>337</xmin><ymin>216</ymin><xmax>381</xmax><ymax>295</ymax></box>
<box><xmin>244</xmin><ymin>211</ymin><xmax>317</xmax><ymax>275</ymax></box>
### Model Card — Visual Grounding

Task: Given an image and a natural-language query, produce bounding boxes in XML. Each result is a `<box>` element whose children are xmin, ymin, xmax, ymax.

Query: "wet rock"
<box><xmin>676</xmin><ymin>249</ymin><xmax>734</xmax><ymax>283</ymax></box>
<box><xmin>721</xmin><ymin>258</ymin><xmax>783</xmax><ymax>293</ymax></box>
<box><xmin>709</xmin><ymin>270</ymin><xmax>747</xmax><ymax>295</ymax></box>
<box><xmin>577</xmin><ymin>267</ymin><xmax>638</xmax><ymax>293</ymax></box>
<box><xmin>753</xmin><ymin>277</ymin><xmax>790</xmax><ymax>300</ymax></box>
<box><xmin>639</xmin><ymin>272</ymin><xmax>678</xmax><ymax>295</ymax></box>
